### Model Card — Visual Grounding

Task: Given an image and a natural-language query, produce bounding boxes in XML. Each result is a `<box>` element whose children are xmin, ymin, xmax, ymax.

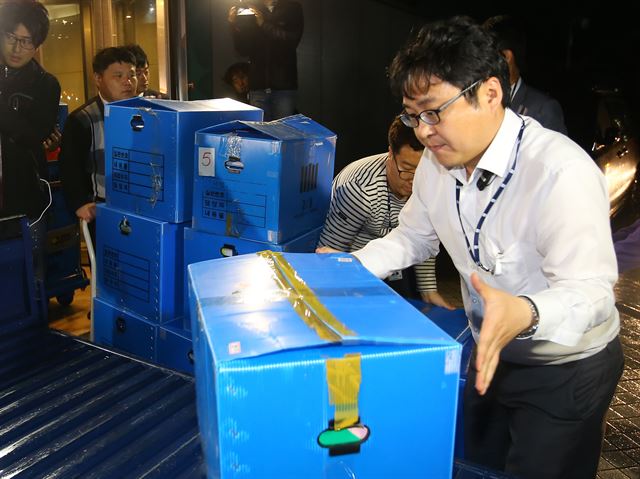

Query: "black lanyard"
<box><xmin>455</xmin><ymin>119</ymin><xmax>526</xmax><ymax>273</ymax></box>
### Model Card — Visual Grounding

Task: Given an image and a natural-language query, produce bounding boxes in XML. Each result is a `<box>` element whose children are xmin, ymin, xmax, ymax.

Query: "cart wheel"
<box><xmin>56</xmin><ymin>292</ymin><xmax>74</xmax><ymax>306</ymax></box>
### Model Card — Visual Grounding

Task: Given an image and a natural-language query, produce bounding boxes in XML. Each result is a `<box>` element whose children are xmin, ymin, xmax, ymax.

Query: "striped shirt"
<box><xmin>318</xmin><ymin>153</ymin><xmax>436</xmax><ymax>292</ymax></box>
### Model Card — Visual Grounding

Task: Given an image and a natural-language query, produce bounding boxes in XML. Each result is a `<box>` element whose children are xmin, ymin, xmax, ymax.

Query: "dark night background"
<box><xmin>188</xmin><ymin>0</ymin><xmax>640</xmax><ymax>179</ymax></box>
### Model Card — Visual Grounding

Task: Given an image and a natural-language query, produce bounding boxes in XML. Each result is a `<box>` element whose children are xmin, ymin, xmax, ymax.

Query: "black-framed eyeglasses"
<box><xmin>393</xmin><ymin>155</ymin><xmax>415</xmax><ymax>180</ymax></box>
<box><xmin>3</xmin><ymin>32</ymin><xmax>35</xmax><ymax>51</ymax></box>
<box><xmin>399</xmin><ymin>79</ymin><xmax>482</xmax><ymax>128</ymax></box>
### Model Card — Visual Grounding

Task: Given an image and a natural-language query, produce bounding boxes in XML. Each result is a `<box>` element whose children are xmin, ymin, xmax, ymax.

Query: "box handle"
<box><xmin>116</xmin><ymin>317</ymin><xmax>127</xmax><ymax>333</ymax></box>
<box><xmin>118</xmin><ymin>217</ymin><xmax>132</xmax><ymax>235</ymax></box>
<box><xmin>130</xmin><ymin>114</ymin><xmax>145</xmax><ymax>131</ymax></box>
<box><xmin>224</xmin><ymin>156</ymin><xmax>244</xmax><ymax>174</ymax></box>
<box><xmin>220</xmin><ymin>243</ymin><xmax>238</xmax><ymax>257</ymax></box>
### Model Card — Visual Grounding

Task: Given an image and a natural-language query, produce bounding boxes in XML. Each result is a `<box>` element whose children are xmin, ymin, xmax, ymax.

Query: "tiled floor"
<box><xmin>599</xmin><ymin>269</ymin><xmax>640</xmax><ymax>479</ymax></box>
<box><xmin>437</xmin><ymin>263</ymin><xmax>640</xmax><ymax>479</ymax></box>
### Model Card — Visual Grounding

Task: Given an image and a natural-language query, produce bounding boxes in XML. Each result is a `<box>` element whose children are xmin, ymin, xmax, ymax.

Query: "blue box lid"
<box><xmin>195</xmin><ymin>114</ymin><xmax>336</xmax><ymax>142</ymax></box>
<box><xmin>105</xmin><ymin>97</ymin><xmax>262</xmax><ymax>114</ymax></box>
<box><xmin>188</xmin><ymin>252</ymin><xmax>460</xmax><ymax>363</ymax></box>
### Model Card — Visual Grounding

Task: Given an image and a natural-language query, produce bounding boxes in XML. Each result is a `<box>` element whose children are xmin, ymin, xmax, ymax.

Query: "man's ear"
<box><xmin>501</xmin><ymin>49</ymin><xmax>515</xmax><ymax>65</ymax></box>
<box><xmin>481</xmin><ymin>76</ymin><xmax>504</xmax><ymax>111</ymax></box>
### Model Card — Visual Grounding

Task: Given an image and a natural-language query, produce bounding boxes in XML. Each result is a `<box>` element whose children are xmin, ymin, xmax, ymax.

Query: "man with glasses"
<box><xmin>346</xmin><ymin>16</ymin><xmax>621</xmax><ymax>478</ymax></box>
<box><xmin>317</xmin><ymin>117</ymin><xmax>454</xmax><ymax>309</ymax></box>
<box><xmin>0</xmin><ymin>0</ymin><xmax>61</xmax><ymax>286</ymax></box>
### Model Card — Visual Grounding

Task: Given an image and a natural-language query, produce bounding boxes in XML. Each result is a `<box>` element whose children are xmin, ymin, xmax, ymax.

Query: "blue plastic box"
<box><xmin>188</xmin><ymin>252</ymin><xmax>461</xmax><ymax>479</ymax></box>
<box><xmin>181</xmin><ymin>226</ymin><xmax>322</xmax><ymax>325</ymax></box>
<box><xmin>105</xmin><ymin>98</ymin><xmax>262</xmax><ymax>222</ymax></box>
<box><xmin>96</xmin><ymin>204</ymin><xmax>188</xmax><ymax>323</ymax></box>
<box><xmin>192</xmin><ymin>114</ymin><xmax>335</xmax><ymax>243</ymax></box>
<box><xmin>157</xmin><ymin>318</ymin><xmax>194</xmax><ymax>375</ymax></box>
<box><xmin>409</xmin><ymin>301</ymin><xmax>474</xmax><ymax>459</ymax></box>
<box><xmin>93</xmin><ymin>297</ymin><xmax>156</xmax><ymax>361</ymax></box>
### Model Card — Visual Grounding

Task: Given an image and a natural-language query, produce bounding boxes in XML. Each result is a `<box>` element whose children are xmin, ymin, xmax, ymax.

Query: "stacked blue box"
<box><xmin>188</xmin><ymin>252</ymin><xmax>461</xmax><ymax>479</ymax></box>
<box><xmin>181</xmin><ymin>226</ymin><xmax>322</xmax><ymax>325</ymax></box>
<box><xmin>57</xmin><ymin>102</ymin><xmax>68</xmax><ymax>130</ymax></box>
<box><xmin>0</xmin><ymin>216</ymin><xmax>41</xmax><ymax>331</ymax></box>
<box><xmin>192</xmin><ymin>114</ymin><xmax>335</xmax><ymax>243</ymax></box>
<box><xmin>95</xmin><ymin>204</ymin><xmax>188</xmax><ymax>323</ymax></box>
<box><xmin>157</xmin><ymin>318</ymin><xmax>194</xmax><ymax>374</ymax></box>
<box><xmin>408</xmin><ymin>299</ymin><xmax>473</xmax><ymax>459</ymax></box>
<box><xmin>93</xmin><ymin>297</ymin><xmax>157</xmax><ymax>361</ymax></box>
<box><xmin>105</xmin><ymin>98</ymin><xmax>262</xmax><ymax>223</ymax></box>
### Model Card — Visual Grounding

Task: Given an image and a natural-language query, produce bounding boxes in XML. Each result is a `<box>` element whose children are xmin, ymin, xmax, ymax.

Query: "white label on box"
<box><xmin>198</xmin><ymin>147</ymin><xmax>215</xmax><ymax>177</ymax></box>
<box><xmin>228</xmin><ymin>341</ymin><xmax>242</xmax><ymax>355</ymax></box>
<box><xmin>444</xmin><ymin>349</ymin><xmax>460</xmax><ymax>375</ymax></box>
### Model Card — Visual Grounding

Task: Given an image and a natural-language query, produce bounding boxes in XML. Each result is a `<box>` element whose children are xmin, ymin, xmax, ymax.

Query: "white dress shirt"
<box><xmin>354</xmin><ymin>109</ymin><xmax>619</xmax><ymax>365</ymax></box>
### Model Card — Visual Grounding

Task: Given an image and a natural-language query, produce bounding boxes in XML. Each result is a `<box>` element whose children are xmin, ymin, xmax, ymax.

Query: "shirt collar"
<box><xmin>98</xmin><ymin>92</ymin><xmax>110</xmax><ymax>104</ymax></box>
<box><xmin>474</xmin><ymin>108</ymin><xmax>524</xmax><ymax>179</ymax></box>
<box><xmin>510</xmin><ymin>77</ymin><xmax>522</xmax><ymax>102</ymax></box>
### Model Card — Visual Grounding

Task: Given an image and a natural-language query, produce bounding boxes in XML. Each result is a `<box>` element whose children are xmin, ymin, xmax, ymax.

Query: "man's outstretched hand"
<box><xmin>471</xmin><ymin>273</ymin><xmax>533</xmax><ymax>396</ymax></box>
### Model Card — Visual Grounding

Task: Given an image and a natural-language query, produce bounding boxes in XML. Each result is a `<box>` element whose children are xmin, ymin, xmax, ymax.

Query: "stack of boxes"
<box><xmin>92</xmin><ymin>98</ymin><xmax>337</xmax><ymax>376</ymax></box>
<box><xmin>93</xmin><ymin>98</ymin><xmax>262</xmax><ymax>373</ymax></box>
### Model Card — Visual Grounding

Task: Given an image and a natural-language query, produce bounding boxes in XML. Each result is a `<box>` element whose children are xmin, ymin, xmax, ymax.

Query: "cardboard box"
<box><xmin>189</xmin><ymin>252</ymin><xmax>461</xmax><ymax>478</ymax></box>
<box><xmin>192</xmin><ymin>114</ymin><xmax>335</xmax><ymax>243</ymax></box>
<box><xmin>105</xmin><ymin>98</ymin><xmax>262</xmax><ymax>222</ymax></box>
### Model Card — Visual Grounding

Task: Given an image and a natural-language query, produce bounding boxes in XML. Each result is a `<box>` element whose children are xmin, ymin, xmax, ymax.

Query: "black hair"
<box><xmin>223</xmin><ymin>62</ymin><xmax>250</xmax><ymax>86</ymax></box>
<box><xmin>483</xmin><ymin>15</ymin><xmax>527</xmax><ymax>73</ymax></box>
<box><xmin>389</xmin><ymin>16</ymin><xmax>510</xmax><ymax>108</ymax></box>
<box><xmin>0</xmin><ymin>0</ymin><xmax>50</xmax><ymax>48</ymax></box>
<box><xmin>123</xmin><ymin>44</ymin><xmax>148</xmax><ymax>69</ymax></box>
<box><xmin>388</xmin><ymin>116</ymin><xmax>423</xmax><ymax>154</ymax></box>
<box><xmin>92</xmin><ymin>47</ymin><xmax>136</xmax><ymax>74</ymax></box>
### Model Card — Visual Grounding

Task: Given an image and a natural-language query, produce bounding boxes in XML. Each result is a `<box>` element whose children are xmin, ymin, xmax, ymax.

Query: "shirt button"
<box><xmin>472</xmin><ymin>297</ymin><xmax>478</xmax><ymax>304</ymax></box>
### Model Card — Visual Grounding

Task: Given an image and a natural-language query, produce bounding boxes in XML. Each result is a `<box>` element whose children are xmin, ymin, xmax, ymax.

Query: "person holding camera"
<box><xmin>228</xmin><ymin>0</ymin><xmax>303</xmax><ymax>121</ymax></box>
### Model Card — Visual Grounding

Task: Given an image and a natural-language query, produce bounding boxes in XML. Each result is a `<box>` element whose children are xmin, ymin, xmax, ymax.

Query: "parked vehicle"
<box><xmin>591</xmin><ymin>88</ymin><xmax>640</xmax><ymax>219</ymax></box>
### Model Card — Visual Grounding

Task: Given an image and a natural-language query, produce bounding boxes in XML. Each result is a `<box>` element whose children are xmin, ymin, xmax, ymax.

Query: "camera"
<box><xmin>236</xmin><ymin>0</ymin><xmax>255</xmax><ymax>15</ymax></box>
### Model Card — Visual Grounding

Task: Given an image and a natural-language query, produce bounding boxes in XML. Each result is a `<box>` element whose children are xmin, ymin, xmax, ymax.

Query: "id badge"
<box><xmin>387</xmin><ymin>270</ymin><xmax>403</xmax><ymax>281</ymax></box>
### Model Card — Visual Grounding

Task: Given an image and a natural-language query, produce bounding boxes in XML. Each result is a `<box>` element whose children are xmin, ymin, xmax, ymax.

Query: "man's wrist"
<box><xmin>516</xmin><ymin>295</ymin><xmax>539</xmax><ymax>340</ymax></box>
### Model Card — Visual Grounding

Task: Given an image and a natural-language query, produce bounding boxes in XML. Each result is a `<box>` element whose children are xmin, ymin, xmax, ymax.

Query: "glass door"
<box><xmin>39</xmin><ymin>0</ymin><xmax>169</xmax><ymax>109</ymax></box>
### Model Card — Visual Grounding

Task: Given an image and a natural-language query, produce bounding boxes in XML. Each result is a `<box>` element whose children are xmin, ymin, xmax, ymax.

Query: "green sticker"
<box><xmin>318</xmin><ymin>425</ymin><xmax>370</xmax><ymax>448</ymax></box>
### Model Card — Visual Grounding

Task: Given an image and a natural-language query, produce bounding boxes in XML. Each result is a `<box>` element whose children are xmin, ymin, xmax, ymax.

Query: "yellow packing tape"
<box><xmin>326</xmin><ymin>353</ymin><xmax>362</xmax><ymax>430</ymax></box>
<box><xmin>257</xmin><ymin>251</ymin><xmax>355</xmax><ymax>342</ymax></box>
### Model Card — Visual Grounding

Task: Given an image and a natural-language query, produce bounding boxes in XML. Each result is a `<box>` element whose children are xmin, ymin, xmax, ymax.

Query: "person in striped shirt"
<box><xmin>317</xmin><ymin>117</ymin><xmax>454</xmax><ymax>309</ymax></box>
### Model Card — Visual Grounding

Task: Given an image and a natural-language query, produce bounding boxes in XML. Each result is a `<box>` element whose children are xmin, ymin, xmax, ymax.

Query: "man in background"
<box><xmin>59</xmin><ymin>47</ymin><xmax>137</xmax><ymax>244</ymax></box>
<box><xmin>318</xmin><ymin>117</ymin><xmax>454</xmax><ymax>309</ymax></box>
<box><xmin>485</xmin><ymin>14</ymin><xmax>567</xmax><ymax>134</ymax></box>
<box><xmin>223</xmin><ymin>61</ymin><xmax>250</xmax><ymax>102</ymax></box>
<box><xmin>124</xmin><ymin>43</ymin><xmax>168</xmax><ymax>99</ymax></box>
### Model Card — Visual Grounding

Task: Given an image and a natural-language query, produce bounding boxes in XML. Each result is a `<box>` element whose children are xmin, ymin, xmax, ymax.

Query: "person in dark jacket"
<box><xmin>58</xmin><ymin>47</ymin><xmax>136</xmax><ymax>244</ymax></box>
<box><xmin>228</xmin><ymin>0</ymin><xmax>303</xmax><ymax>120</ymax></box>
<box><xmin>0</xmin><ymin>0</ymin><xmax>61</xmax><ymax>282</ymax></box>
<box><xmin>484</xmin><ymin>15</ymin><xmax>567</xmax><ymax>134</ymax></box>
